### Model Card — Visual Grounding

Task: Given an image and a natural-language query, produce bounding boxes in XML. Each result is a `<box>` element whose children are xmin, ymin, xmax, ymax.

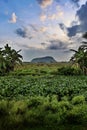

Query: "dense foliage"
<box><xmin>0</xmin><ymin>63</ymin><xmax>87</xmax><ymax>129</ymax></box>
<box><xmin>70</xmin><ymin>33</ymin><xmax>87</xmax><ymax>75</ymax></box>
<box><xmin>0</xmin><ymin>44</ymin><xmax>22</xmax><ymax>75</ymax></box>
<box><xmin>70</xmin><ymin>44</ymin><xmax>87</xmax><ymax>75</ymax></box>
<box><xmin>57</xmin><ymin>66</ymin><xmax>82</xmax><ymax>76</ymax></box>
<box><xmin>0</xmin><ymin>95</ymin><xmax>87</xmax><ymax>130</ymax></box>
<box><xmin>0</xmin><ymin>42</ymin><xmax>87</xmax><ymax>129</ymax></box>
<box><xmin>0</xmin><ymin>75</ymin><xmax>87</xmax><ymax>100</ymax></box>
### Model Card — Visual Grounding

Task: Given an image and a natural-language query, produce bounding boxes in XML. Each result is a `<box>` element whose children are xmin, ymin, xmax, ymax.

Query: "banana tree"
<box><xmin>70</xmin><ymin>44</ymin><xmax>87</xmax><ymax>75</ymax></box>
<box><xmin>0</xmin><ymin>44</ymin><xmax>23</xmax><ymax>75</ymax></box>
<box><xmin>3</xmin><ymin>44</ymin><xmax>23</xmax><ymax>72</ymax></box>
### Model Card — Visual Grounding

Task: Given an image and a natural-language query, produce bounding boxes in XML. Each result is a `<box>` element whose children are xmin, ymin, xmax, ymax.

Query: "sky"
<box><xmin>0</xmin><ymin>0</ymin><xmax>87</xmax><ymax>61</ymax></box>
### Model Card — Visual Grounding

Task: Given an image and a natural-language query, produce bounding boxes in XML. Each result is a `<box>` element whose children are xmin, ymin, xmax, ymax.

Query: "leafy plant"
<box><xmin>57</xmin><ymin>66</ymin><xmax>82</xmax><ymax>76</ymax></box>
<box><xmin>0</xmin><ymin>44</ymin><xmax>23</xmax><ymax>75</ymax></box>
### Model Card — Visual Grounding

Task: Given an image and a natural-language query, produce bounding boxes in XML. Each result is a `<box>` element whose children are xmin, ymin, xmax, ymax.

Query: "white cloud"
<box><xmin>48</xmin><ymin>14</ymin><xmax>56</xmax><ymax>20</ymax></box>
<box><xmin>40</xmin><ymin>26</ymin><xmax>48</xmax><ymax>32</ymax></box>
<box><xmin>48</xmin><ymin>11</ymin><xmax>63</xmax><ymax>20</ymax></box>
<box><xmin>9</xmin><ymin>12</ymin><xmax>17</xmax><ymax>23</ymax></box>
<box><xmin>40</xmin><ymin>14</ymin><xmax>47</xmax><ymax>22</ymax></box>
<box><xmin>37</xmin><ymin>0</ymin><xmax>53</xmax><ymax>8</ymax></box>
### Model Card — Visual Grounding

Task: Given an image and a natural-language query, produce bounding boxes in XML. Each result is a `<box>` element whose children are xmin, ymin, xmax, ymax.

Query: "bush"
<box><xmin>72</xmin><ymin>95</ymin><xmax>85</xmax><ymax>105</ymax></box>
<box><xmin>0</xmin><ymin>96</ymin><xmax>87</xmax><ymax>129</ymax></box>
<box><xmin>57</xmin><ymin>66</ymin><xmax>82</xmax><ymax>76</ymax></box>
<box><xmin>66</xmin><ymin>105</ymin><xmax>87</xmax><ymax>124</ymax></box>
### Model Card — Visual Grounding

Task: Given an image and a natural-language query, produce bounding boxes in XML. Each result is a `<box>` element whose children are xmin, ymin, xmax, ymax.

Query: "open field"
<box><xmin>0</xmin><ymin>63</ymin><xmax>87</xmax><ymax>130</ymax></box>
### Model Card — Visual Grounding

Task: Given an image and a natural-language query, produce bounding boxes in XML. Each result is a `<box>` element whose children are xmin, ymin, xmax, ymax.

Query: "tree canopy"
<box><xmin>70</xmin><ymin>32</ymin><xmax>87</xmax><ymax>75</ymax></box>
<box><xmin>0</xmin><ymin>44</ymin><xmax>23</xmax><ymax>75</ymax></box>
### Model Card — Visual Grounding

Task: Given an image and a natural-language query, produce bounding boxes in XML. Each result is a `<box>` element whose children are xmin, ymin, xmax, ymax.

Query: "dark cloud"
<box><xmin>15</xmin><ymin>28</ymin><xmax>27</xmax><ymax>38</ymax></box>
<box><xmin>67</xmin><ymin>25</ymin><xmax>81</xmax><ymax>37</ymax></box>
<box><xmin>71</xmin><ymin>0</ymin><xmax>80</xmax><ymax>7</ymax></box>
<box><xmin>76</xmin><ymin>2</ymin><xmax>87</xmax><ymax>24</ymax></box>
<box><xmin>59</xmin><ymin>1</ymin><xmax>87</xmax><ymax>37</ymax></box>
<box><xmin>59</xmin><ymin>23</ymin><xmax>67</xmax><ymax>33</ymax></box>
<box><xmin>15</xmin><ymin>27</ymin><xmax>33</xmax><ymax>39</ymax></box>
<box><xmin>41</xmin><ymin>42</ymin><xmax>46</xmax><ymax>46</ymax></box>
<box><xmin>59</xmin><ymin>23</ymin><xmax>80</xmax><ymax>37</ymax></box>
<box><xmin>46</xmin><ymin>40</ymin><xmax>67</xmax><ymax>50</ymax></box>
<box><xmin>83</xmin><ymin>32</ymin><xmax>87</xmax><ymax>39</ymax></box>
<box><xmin>36</xmin><ymin>0</ymin><xmax>43</xmax><ymax>5</ymax></box>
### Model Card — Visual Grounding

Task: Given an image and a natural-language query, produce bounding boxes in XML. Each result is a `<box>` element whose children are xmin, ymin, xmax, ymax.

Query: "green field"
<box><xmin>0</xmin><ymin>63</ymin><xmax>87</xmax><ymax>130</ymax></box>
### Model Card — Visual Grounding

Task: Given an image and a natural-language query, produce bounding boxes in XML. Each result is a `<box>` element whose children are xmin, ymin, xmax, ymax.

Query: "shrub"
<box><xmin>57</xmin><ymin>66</ymin><xmax>82</xmax><ymax>76</ymax></box>
<box><xmin>72</xmin><ymin>95</ymin><xmax>85</xmax><ymax>105</ymax></box>
<box><xmin>66</xmin><ymin>105</ymin><xmax>87</xmax><ymax>124</ymax></box>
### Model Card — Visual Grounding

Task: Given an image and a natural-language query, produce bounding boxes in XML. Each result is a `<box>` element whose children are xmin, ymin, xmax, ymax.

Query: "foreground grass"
<box><xmin>0</xmin><ymin>95</ymin><xmax>87</xmax><ymax>130</ymax></box>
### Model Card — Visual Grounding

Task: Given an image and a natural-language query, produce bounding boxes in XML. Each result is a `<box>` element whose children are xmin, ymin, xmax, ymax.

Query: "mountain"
<box><xmin>31</xmin><ymin>56</ymin><xmax>57</xmax><ymax>63</ymax></box>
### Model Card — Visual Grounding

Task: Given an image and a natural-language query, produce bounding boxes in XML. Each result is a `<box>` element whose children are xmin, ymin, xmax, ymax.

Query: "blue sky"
<box><xmin>0</xmin><ymin>0</ymin><xmax>87</xmax><ymax>61</ymax></box>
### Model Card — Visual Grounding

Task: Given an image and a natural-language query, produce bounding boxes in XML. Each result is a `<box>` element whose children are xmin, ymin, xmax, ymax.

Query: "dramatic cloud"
<box><xmin>67</xmin><ymin>25</ymin><xmax>81</xmax><ymax>37</ymax></box>
<box><xmin>9</xmin><ymin>12</ymin><xmax>17</xmax><ymax>23</ymax></box>
<box><xmin>46</xmin><ymin>40</ymin><xmax>67</xmax><ymax>50</ymax></box>
<box><xmin>59</xmin><ymin>23</ymin><xmax>81</xmax><ymax>37</ymax></box>
<box><xmin>59</xmin><ymin>1</ymin><xmax>87</xmax><ymax>37</ymax></box>
<box><xmin>76</xmin><ymin>2</ymin><xmax>87</xmax><ymax>24</ymax></box>
<box><xmin>37</xmin><ymin>0</ymin><xmax>53</xmax><ymax>8</ymax></box>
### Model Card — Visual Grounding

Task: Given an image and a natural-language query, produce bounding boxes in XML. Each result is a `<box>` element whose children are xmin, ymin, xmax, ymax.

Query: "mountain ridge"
<box><xmin>31</xmin><ymin>56</ymin><xmax>57</xmax><ymax>63</ymax></box>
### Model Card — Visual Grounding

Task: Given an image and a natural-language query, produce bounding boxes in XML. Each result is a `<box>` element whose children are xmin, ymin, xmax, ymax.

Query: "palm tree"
<box><xmin>70</xmin><ymin>44</ymin><xmax>87</xmax><ymax>75</ymax></box>
<box><xmin>3</xmin><ymin>44</ymin><xmax>23</xmax><ymax>72</ymax></box>
<box><xmin>0</xmin><ymin>44</ymin><xmax>23</xmax><ymax>75</ymax></box>
<box><xmin>8</xmin><ymin>49</ymin><xmax>23</xmax><ymax>71</ymax></box>
<box><xmin>0</xmin><ymin>48</ymin><xmax>7</xmax><ymax>74</ymax></box>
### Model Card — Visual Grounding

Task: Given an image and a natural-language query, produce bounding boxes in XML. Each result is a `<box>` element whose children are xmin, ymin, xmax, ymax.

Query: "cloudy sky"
<box><xmin>0</xmin><ymin>0</ymin><xmax>87</xmax><ymax>61</ymax></box>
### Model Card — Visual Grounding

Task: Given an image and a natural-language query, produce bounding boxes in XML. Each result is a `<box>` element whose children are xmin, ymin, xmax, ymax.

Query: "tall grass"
<box><xmin>0</xmin><ymin>95</ymin><xmax>87</xmax><ymax>129</ymax></box>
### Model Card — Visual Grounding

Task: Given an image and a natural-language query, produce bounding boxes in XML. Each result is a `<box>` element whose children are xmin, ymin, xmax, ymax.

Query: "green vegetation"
<box><xmin>0</xmin><ymin>95</ymin><xmax>87</xmax><ymax>130</ymax></box>
<box><xmin>0</xmin><ymin>71</ymin><xmax>87</xmax><ymax>129</ymax></box>
<box><xmin>1</xmin><ymin>75</ymin><xmax>87</xmax><ymax>100</ymax></box>
<box><xmin>0</xmin><ymin>44</ymin><xmax>22</xmax><ymax>75</ymax></box>
<box><xmin>0</xmin><ymin>43</ymin><xmax>87</xmax><ymax>129</ymax></box>
<box><xmin>70</xmin><ymin>33</ymin><xmax>87</xmax><ymax>75</ymax></box>
<box><xmin>70</xmin><ymin>44</ymin><xmax>87</xmax><ymax>75</ymax></box>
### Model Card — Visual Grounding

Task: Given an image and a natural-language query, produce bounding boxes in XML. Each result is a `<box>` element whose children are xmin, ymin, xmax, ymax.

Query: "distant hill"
<box><xmin>31</xmin><ymin>56</ymin><xmax>57</xmax><ymax>63</ymax></box>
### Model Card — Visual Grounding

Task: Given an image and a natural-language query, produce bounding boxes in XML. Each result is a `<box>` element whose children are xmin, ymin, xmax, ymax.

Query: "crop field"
<box><xmin>0</xmin><ymin>63</ymin><xmax>87</xmax><ymax>130</ymax></box>
<box><xmin>0</xmin><ymin>75</ymin><xmax>87</xmax><ymax>100</ymax></box>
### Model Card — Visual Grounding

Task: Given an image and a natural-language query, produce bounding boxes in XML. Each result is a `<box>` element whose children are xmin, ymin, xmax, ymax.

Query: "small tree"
<box><xmin>70</xmin><ymin>45</ymin><xmax>87</xmax><ymax>75</ymax></box>
<box><xmin>0</xmin><ymin>44</ymin><xmax>23</xmax><ymax>75</ymax></box>
<box><xmin>70</xmin><ymin>32</ymin><xmax>87</xmax><ymax>75</ymax></box>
